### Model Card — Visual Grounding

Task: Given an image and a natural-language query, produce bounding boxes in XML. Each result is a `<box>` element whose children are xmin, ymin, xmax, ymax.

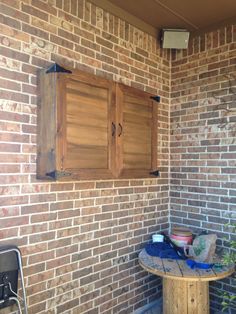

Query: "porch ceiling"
<box><xmin>90</xmin><ymin>0</ymin><xmax>236</xmax><ymax>37</ymax></box>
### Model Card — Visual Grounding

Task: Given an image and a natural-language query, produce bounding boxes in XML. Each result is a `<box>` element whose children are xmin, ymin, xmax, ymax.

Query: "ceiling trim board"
<box><xmin>190</xmin><ymin>15</ymin><xmax>236</xmax><ymax>37</ymax></box>
<box><xmin>88</xmin><ymin>0</ymin><xmax>158</xmax><ymax>37</ymax></box>
<box><xmin>153</xmin><ymin>0</ymin><xmax>199</xmax><ymax>30</ymax></box>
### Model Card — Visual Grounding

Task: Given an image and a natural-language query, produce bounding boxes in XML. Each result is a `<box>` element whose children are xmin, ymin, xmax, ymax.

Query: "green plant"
<box><xmin>220</xmin><ymin>223</ymin><xmax>236</xmax><ymax>312</ymax></box>
<box><xmin>221</xmin><ymin>223</ymin><xmax>236</xmax><ymax>266</ymax></box>
<box><xmin>222</xmin><ymin>292</ymin><xmax>236</xmax><ymax>312</ymax></box>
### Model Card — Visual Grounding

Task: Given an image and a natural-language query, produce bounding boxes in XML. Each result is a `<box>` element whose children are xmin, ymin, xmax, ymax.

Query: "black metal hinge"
<box><xmin>150</xmin><ymin>95</ymin><xmax>161</xmax><ymax>103</ymax></box>
<box><xmin>46</xmin><ymin>63</ymin><xmax>72</xmax><ymax>74</ymax></box>
<box><xmin>150</xmin><ymin>170</ymin><xmax>160</xmax><ymax>177</ymax></box>
<box><xmin>46</xmin><ymin>170</ymin><xmax>72</xmax><ymax>179</ymax></box>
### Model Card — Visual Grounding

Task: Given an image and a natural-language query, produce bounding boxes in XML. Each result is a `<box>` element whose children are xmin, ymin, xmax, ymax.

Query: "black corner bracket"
<box><xmin>46</xmin><ymin>63</ymin><xmax>72</xmax><ymax>74</ymax></box>
<box><xmin>46</xmin><ymin>170</ymin><xmax>72</xmax><ymax>179</ymax></box>
<box><xmin>150</xmin><ymin>170</ymin><xmax>160</xmax><ymax>177</ymax></box>
<box><xmin>150</xmin><ymin>95</ymin><xmax>161</xmax><ymax>103</ymax></box>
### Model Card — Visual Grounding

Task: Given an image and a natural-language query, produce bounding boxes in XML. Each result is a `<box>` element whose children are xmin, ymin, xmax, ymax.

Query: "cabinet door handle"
<box><xmin>118</xmin><ymin>123</ymin><xmax>123</xmax><ymax>137</ymax></box>
<box><xmin>112</xmin><ymin>122</ymin><xmax>116</xmax><ymax>136</ymax></box>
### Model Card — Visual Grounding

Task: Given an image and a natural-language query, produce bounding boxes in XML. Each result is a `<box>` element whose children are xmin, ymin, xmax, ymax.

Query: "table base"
<box><xmin>163</xmin><ymin>278</ymin><xmax>209</xmax><ymax>314</ymax></box>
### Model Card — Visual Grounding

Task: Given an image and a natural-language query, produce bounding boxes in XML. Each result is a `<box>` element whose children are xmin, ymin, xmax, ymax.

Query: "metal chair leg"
<box><xmin>0</xmin><ymin>247</ymin><xmax>28</xmax><ymax>314</ymax></box>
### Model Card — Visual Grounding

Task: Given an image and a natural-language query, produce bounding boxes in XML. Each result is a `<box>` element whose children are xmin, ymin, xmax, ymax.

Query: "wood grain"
<box><xmin>37</xmin><ymin>70</ymin><xmax>57</xmax><ymax>179</ymax></box>
<box><xmin>116</xmin><ymin>83</ymin><xmax>158</xmax><ymax>178</ymax></box>
<box><xmin>37</xmin><ymin>65</ymin><xmax>158</xmax><ymax>180</ymax></box>
<box><xmin>139</xmin><ymin>249</ymin><xmax>234</xmax><ymax>314</ymax></box>
<box><xmin>139</xmin><ymin>249</ymin><xmax>235</xmax><ymax>281</ymax></box>
<box><xmin>38</xmin><ymin>67</ymin><xmax>116</xmax><ymax>180</ymax></box>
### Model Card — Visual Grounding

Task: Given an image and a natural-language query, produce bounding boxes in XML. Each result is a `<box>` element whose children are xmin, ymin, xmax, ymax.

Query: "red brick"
<box><xmin>28</xmin><ymin>269</ymin><xmax>54</xmax><ymax>286</ymax></box>
<box><xmin>50</xmin><ymin>201</ymin><xmax>74</xmax><ymax>211</ymax></box>
<box><xmin>31</xmin><ymin>0</ymin><xmax>57</xmax><ymax>15</ymax></box>
<box><xmin>22</xmin><ymin>23</ymin><xmax>49</xmax><ymax>40</ymax></box>
<box><xmin>0</xmin><ymin>3</ymin><xmax>29</xmax><ymax>23</ymax></box>
<box><xmin>31</xmin><ymin>212</ymin><xmax>57</xmax><ymax>223</ymax></box>
<box><xmin>30</xmin><ymin>193</ymin><xmax>56</xmax><ymax>203</ymax></box>
<box><xmin>22</xmin><ymin>4</ymin><xmax>48</xmax><ymax>21</ymax></box>
<box><xmin>0</xmin><ymin>227</ymin><xmax>18</xmax><ymax>238</ymax></box>
<box><xmin>20</xmin><ymin>223</ymin><xmax>48</xmax><ymax>236</ymax></box>
<box><xmin>0</xmin><ymin>12</ymin><xmax>21</xmax><ymax>29</ymax></box>
<box><xmin>48</xmin><ymin>238</ymin><xmax>72</xmax><ymax>250</ymax></box>
<box><xmin>0</xmin><ymin>46</ymin><xmax>29</xmax><ymax>62</ymax></box>
<box><xmin>0</xmin><ymin>77</ymin><xmax>21</xmax><ymax>91</ymax></box>
<box><xmin>0</xmin><ymin>90</ymin><xmax>29</xmax><ymax>103</ymax></box>
<box><xmin>0</xmin><ymin>215</ymin><xmax>29</xmax><ymax>227</ymax></box>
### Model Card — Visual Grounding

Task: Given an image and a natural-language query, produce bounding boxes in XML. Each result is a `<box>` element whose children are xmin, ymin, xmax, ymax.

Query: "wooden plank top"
<box><xmin>139</xmin><ymin>249</ymin><xmax>235</xmax><ymax>282</ymax></box>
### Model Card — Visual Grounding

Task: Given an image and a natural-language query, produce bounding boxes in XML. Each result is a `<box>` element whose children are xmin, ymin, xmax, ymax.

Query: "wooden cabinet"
<box><xmin>37</xmin><ymin>64</ymin><xmax>159</xmax><ymax>180</ymax></box>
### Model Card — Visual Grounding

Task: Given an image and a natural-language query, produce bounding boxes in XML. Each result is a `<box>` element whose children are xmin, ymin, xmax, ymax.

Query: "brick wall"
<box><xmin>170</xmin><ymin>25</ymin><xmax>236</xmax><ymax>313</ymax></box>
<box><xmin>0</xmin><ymin>1</ymin><xmax>170</xmax><ymax>313</ymax></box>
<box><xmin>1</xmin><ymin>1</ymin><xmax>235</xmax><ymax>313</ymax></box>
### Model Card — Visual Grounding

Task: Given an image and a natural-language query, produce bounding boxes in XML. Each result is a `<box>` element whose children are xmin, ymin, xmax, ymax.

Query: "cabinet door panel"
<box><xmin>116</xmin><ymin>84</ymin><xmax>157</xmax><ymax>178</ymax></box>
<box><xmin>57</xmin><ymin>73</ymin><xmax>116</xmax><ymax>179</ymax></box>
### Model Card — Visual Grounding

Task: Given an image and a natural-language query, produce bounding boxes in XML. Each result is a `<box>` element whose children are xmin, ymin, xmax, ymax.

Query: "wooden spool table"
<box><xmin>139</xmin><ymin>249</ymin><xmax>235</xmax><ymax>314</ymax></box>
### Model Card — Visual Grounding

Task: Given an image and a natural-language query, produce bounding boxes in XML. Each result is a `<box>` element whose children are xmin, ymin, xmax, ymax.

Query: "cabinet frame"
<box><xmin>37</xmin><ymin>64</ymin><xmax>159</xmax><ymax>181</ymax></box>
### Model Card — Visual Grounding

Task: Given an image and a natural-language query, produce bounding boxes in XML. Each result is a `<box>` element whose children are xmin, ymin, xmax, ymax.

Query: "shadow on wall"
<box><xmin>134</xmin><ymin>300</ymin><xmax>162</xmax><ymax>314</ymax></box>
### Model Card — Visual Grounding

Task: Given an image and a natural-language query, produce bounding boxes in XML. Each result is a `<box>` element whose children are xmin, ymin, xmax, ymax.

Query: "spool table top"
<box><xmin>139</xmin><ymin>249</ymin><xmax>235</xmax><ymax>282</ymax></box>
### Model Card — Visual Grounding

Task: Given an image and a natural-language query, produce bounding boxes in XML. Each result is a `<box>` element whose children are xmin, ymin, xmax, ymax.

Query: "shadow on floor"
<box><xmin>134</xmin><ymin>300</ymin><xmax>162</xmax><ymax>314</ymax></box>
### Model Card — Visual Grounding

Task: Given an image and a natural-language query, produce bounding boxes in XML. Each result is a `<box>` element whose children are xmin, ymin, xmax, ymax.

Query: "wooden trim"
<box><xmin>56</xmin><ymin>74</ymin><xmax>67</xmax><ymax>172</ymax></box>
<box><xmin>37</xmin><ymin>71</ymin><xmax>57</xmax><ymax>179</ymax></box>
<box><xmin>191</xmin><ymin>16</ymin><xmax>236</xmax><ymax>38</ymax></box>
<box><xmin>151</xmin><ymin>98</ymin><xmax>158</xmax><ymax>171</ymax></box>
<box><xmin>115</xmin><ymin>83</ymin><xmax>123</xmax><ymax>177</ymax></box>
<box><xmin>88</xmin><ymin>0</ymin><xmax>158</xmax><ymax>38</ymax></box>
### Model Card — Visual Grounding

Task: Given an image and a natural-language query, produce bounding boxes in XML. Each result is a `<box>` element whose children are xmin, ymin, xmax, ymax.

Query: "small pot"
<box><xmin>170</xmin><ymin>234</ymin><xmax>193</xmax><ymax>247</ymax></box>
<box><xmin>170</xmin><ymin>227</ymin><xmax>193</xmax><ymax>247</ymax></box>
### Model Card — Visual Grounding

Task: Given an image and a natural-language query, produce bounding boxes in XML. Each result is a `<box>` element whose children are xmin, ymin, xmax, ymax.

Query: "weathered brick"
<box><xmin>31</xmin><ymin>0</ymin><xmax>57</xmax><ymax>15</ymax></box>
<box><xmin>0</xmin><ymin>3</ymin><xmax>29</xmax><ymax>23</ymax></box>
<box><xmin>22</xmin><ymin>23</ymin><xmax>49</xmax><ymax>40</ymax></box>
<box><xmin>22</xmin><ymin>4</ymin><xmax>49</xmax><ymax>22</ymax></box>
<box><xmin>0</xmin><ymin>46</ymin><xmax>29</xmax><ymax>62</ymax></box>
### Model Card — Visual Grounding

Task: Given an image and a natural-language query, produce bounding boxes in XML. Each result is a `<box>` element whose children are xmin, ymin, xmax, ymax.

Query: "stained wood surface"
<box><xmin>140</xmin><ymin>249</ymin><xmax>234</xmax><ymax>314</ymax></box>
<box><xmin>116</xmin><ymin>84</ymin><xmax>158</xmax><ymax>178</ymax></box>
<box><xmin>38</xmin><ymin>65</ymin><xmax>158</xmax><ymax>180</ymax></box>
<box><xmin>65</xmin><ymin>78</ymin><xmax>109</xmax><ymax>169</ymax></box>
<box><xmin>37</xmin><ymin>71</ymin><xmax>57</xmax><ymax>179</ymax></box>
<box><xmin>163</xmin><ymin>278</ymin><xmax>209</xmax><ymax>314</ymax></box>
<box><xmin>54</xmin><ymin>70</ymin><xmax>116</xmax><ymax>180</ymax></box>
<box><xmin>139</xmin><ymin>249</ymin><xmax>235</xmax><ymax>282</ymax></box>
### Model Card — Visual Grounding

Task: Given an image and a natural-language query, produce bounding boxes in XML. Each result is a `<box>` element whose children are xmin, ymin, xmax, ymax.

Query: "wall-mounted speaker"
<box><xmin>161</xmin><ymin>29</ymin><xmax>190</xmax><ymax>49</ymax></box>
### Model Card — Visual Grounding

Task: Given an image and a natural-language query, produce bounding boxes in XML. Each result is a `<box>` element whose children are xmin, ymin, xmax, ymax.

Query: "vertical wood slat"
<box><xmin>163</xmin><ymin>279</ymin><xmax>209</xmax><ymax>314</ymax></box>
<box><xmin>152</xmin><ymin>98</ymin><xmax>158</xmax><ymax>170</ymax></box>
<box><xmin>115</xmin><ymin>82</ymin><xmax>123</xmax><ymax>177</ymax></box>
<box><xmin>37</xmin><ymin>70</ymin><xmax>57</xmax><ymax>179</ymax></box>
<box><xmin>57</xmin><ymin>73</ymin><xmax>66</xmax><ymax>172</ymax></box>
<box><xmin>187</xmin><ymin>281</ymin><xmax>198</xmax><ymax>314</ymax></box>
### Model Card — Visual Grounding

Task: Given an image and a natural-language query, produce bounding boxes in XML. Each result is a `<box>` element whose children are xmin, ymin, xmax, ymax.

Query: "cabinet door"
<box><xmin>57</xmin><ymin>71</ymin><xmax>116</xmax><ymax>180</ymax></box>
<box><xmin>116</xmin><ymin>84</ymin><xmax>158</xmax><ymax>178</ymax></box>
